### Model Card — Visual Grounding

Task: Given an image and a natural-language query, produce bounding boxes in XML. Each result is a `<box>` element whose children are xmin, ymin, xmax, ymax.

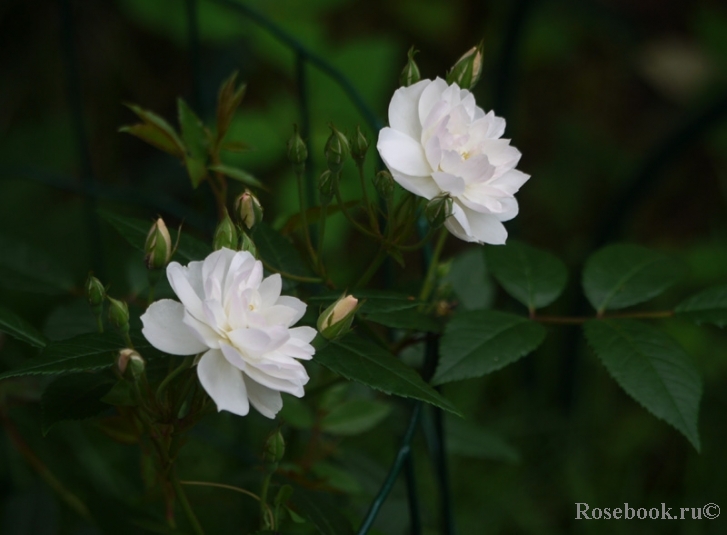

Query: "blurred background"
<box><xmin>1</xmin><ymin>0</ymin><xmax>726</xmax><ymax>533</ymax></box>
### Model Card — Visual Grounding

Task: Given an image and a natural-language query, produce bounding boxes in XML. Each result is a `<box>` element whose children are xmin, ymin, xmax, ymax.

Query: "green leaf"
<box><xmin>279</xmin><ymin>394</ymin><xmax>315</xmax><ymax>429</ymax></box>
<box><xmin>433</xmin><ymin>310</ymin><xmax>546</xmax><ymax>385</ymax></box>
<box><xmin>445</xmin><ymin>416</ymin><xmax>519</xmax><ymax>463</ymax></box>
<box><xmin>0</xmin><ymin>332</ymin><xmax>131</xmax><ymax>380</ymax></box>
<box><xmin>288</xmin><ymin>490</ymin><xmax>353</xmax><ymax>535</ymax></box>
<box><xmin>443</xmin><ymin>247</ymin><xmax>494</xmax><ymax>310</ymax></box>
<box><xmin>364</xmin><ymin>310</ymin><xmax>441</xmax><ymax>333</ymax></box>
<box><xmin>251</xmin><ymin>223</ymin><xmax>311</xmax><ymax>277</ymax></box>
<box><xmin>314</xmin><ymin>334</ymin><xmax>460</xmax><ymax>414</ymax></box>
<box><xmin>675</xmin><ymin>285</ymin><xmax>727</xmax><ymax>328</ymax></box>
<box><xmin>280</xmin><ymin>201</ymin><xmax>358</xmax><ymax>235</ymax></box>
<box><xmin>185</xmin><ymin>155</ymin><xmax>208</xmax><ymax>188</ymax></box>
<box><xmin>216</xmin><ymin>72</ymin><xmax>246</xmax><ymax>143</ymax></box>
<box><xmin>177</xmin><ymin>98</ymin><xmax>208</xmax><ymax>160</ymax></box>
<box><xmin>101</xmin><ymin>380</ymin><xmax>137</xmax><ymax>407</ymax></box>
<box><xmin>486</xmin><ymin>241</ymin><xmax>567</xmax><ymax>310</ymax></box>
<box><xmin>98</xmin><ymin>209</ymin><xmax>211</xmax><ymax>263</ymax></box>
<box><xmin>220</xmin><ymin>140</ymin><xmax>253</xmax><ymax>153</ymax></box>
<box><xmin>123</xmin><ymin>103</ymin><xmax>185</xmax><ymax>155</ymax></box>
<box><xmin>311</xmin><ymin>462</ymin><xmax>363</xmax><ymax>494</ymax></box>
<box><xmin>118</xmin><ymin>123</ymin><xmax>184</xmax><ymax>158</ymax></box>
<box><xmin>0</xmin><ymin>306</ymin><xmax>47</xmax><ymax>348</ymax></box>
<box><xmin>583</xmin><ymin>319</ymin><xmax>702</xmax><ymax>451</ymax></box>
<box><xmin>208</xmin><ymin>164</ymin><xmax>264</xmax><ymax>189</ymax></box>
<box><xmin>0</xmin><ymin>234</ymin><xmax>74</xmax><ymax>295</ymax></box>
<box><xmin>582</xmin><ymin>243</ymin><xmax>684</xmax><ymax>312</ymax></box>
<box><xmin>321</xmin><ymin>399</ymin><xmax>392</xmax><ymax>435</ymax></box>
<box><xmin>41</xmin><ymin>372</ymin><xmax>115</xmax><ymax>434</ymax></box>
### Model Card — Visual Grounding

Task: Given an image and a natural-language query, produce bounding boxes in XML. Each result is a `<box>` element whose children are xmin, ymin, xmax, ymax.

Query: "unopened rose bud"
<box><xmin>446</xmin><ymin>43</ymin><xmax>483</xmax><ymax>90</ymax></box>
<box><xmin>86</xmin><ymin>274</ymin><xmax>105</xmax><ymax>308</ymax></box>
<box><xmin>263</xmin><ymin>430</ymin><xmax>285</xmax><ymax>470</ymax></box>
<box><xmin>319</xmin><ymin>170</ymin><xmax>335</xmax><ymax>205</ymax></box>
<box><xmin>400</xmin><ymin>46</ymin><xmax>421</xmax><ymax>87</ymax></box>
<box><xmin>287</xmin><ymin>125</ymin><xmax>308</xmax><ymax>174</ymax></box>
<box><xmin>107</xmin><ymin>297</ymin><xmax>130</xmax><ymax>334</ymax></box>
<box><xmin>117</xmin><ymin>348</ymin><xmax>143</xmax><ymax>376</ymax></box>
<box><xmin>213</xmin><ymin>208</ymin><xmax>238</xmax><ymax>250</ymax></box>
<box><xmin>317</xmin><ymin>294</ymin><xmax>359</xmax><ymax>340</ymax></box>
<box><xmin>350</xmin><ymin>125</ymin><xmax>369</xmax><ymax>164</ymax></box>
<box><xmin>324</xmin><ymin>125</ymin><xmax>349</xmax><ymax>174</ymax></box>
<box><xmin>234</xmin><ymin>189</ymin><xmax>263</xmax><ymax>230</ymax></box>
<box><xmin>144</xmin><ymin>217</ymin><xmax>173</xmax><ymax>270</ymax></box>
<box><xmin>240</xmin><ymin>232</ymin><xmax>257</xmax><ymax>257</ymax></box>
<box><xmin>374</xmin><ymin>170</ymin><xmax>395</xmax><ymax>200</ymax></box>
<box><xmin>425</xmin><ymin>193</ymin><xmax>453</xmax><ymax>229</ymax></box>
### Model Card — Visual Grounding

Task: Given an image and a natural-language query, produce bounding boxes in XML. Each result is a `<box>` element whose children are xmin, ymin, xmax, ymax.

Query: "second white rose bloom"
<box><xmin>377</xmin><ymin>77</ymin><xmax>530</xmax><ymax>244</ymax></box>
<box><xmin>140</xmin><ymin>249</ymin><xmax>316</xmax><ymax>418</ymax></box>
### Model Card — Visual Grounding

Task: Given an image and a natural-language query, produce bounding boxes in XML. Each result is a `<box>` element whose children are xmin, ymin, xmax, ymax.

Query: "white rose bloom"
<box><xmin>140</xmin><ymin>248</ymin><xmax>315</xmax><ymax>418</ymax></box>
<box><xmin>377</xmin><ymin>77</ymin><xmax>530</xmax><ymax>244</ymax></box>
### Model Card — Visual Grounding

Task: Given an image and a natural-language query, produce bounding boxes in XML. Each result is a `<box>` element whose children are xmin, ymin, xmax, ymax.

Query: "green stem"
<box><xmin>172</xmin><ymin>475</ymin><xmax>206</xmax><ymax>535</ymax></box>
<box><xmin>354</xmin><ymin>246</ymin><xmax>387</xmax><ymax>288</ymax></box>
<box><xmin>357</xmin><ymin>163</ymin><xmax>378</xmax><ymax>231</ymax></box>
<box><xmin>95</xmin><ymin>313</ymin><xmax>103</xmax><ymax>333</ymax></box>
<box><xmin>317</xmin><ymin>201</ymin><xmax>328</xmax><ymax>276</ymax></box>
<box><xmin>156</xmin><ymin>356</ymin><xmax>194</xmax><ymax>408</ymax></box>
<box><xmin>418</xmin><ymin>229</ymin><xmax>448</xmax><ymax>303</ymax></box>
<box><xmin>259</xmin><ymin>472</ymin><xmax>273</xmax><ymax>530</ymax></box>
<box><xmin>260</xmin><ymin>259</ymin><xmax>323</xmax><ymax>284</ymax></box>
<box><xmin>334</xmin><ymin>174</ymin><xmax>379</xmax><ymax>238</ymax></box>
<box><xmin>295</xmin><ymin>167</ymin><xmax>318</xmax><ymax>266</ymax></box>
<box><xmin>1</xmin><ymin>412</ymin><xmax>93</xmax><ymax>523</ymax></box>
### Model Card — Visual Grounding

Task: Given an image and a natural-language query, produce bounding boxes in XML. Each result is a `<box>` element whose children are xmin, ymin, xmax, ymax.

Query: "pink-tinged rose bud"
<box><xmin>145</xmin><ymin>217</ymin><xmax>173</xmax><ymax>270</ymax></box>
<box><xmin>117</xmin><ymin>348</ymin><xmax>143</xmax><ymax>376</ymax></box>
<box><xmin>446</xmin><ymin>43</ymin><xmax>483</xmax><ymax>89</ymax></box>
<box><xmin>234</xmin><ymin>189</ymin><xmax>263</xmax><ymax>230</ymax></box>
<box><xmin>317</xmin><ymin>295</ymin><xmax>359</xmax><ymax>340</ymax></box>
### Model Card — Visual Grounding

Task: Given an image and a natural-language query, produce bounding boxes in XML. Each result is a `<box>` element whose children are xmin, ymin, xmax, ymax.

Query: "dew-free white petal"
<box><xmin>243</xmin><ymin>375</ymin><xmax>283</xmax><ymax>419</ymax></box>
<box><xmin>377</xmin><ymin>127</ymin><xmax>431</xmax><ymax>177</ymax></box>
<box><xmin>197</xmin><ymin>349</ymin><xmax>250</xmax><ymax>416</ymax></box>
<box><xmin>141</xmin><ymin>299</ymin><xmax>208</xmax><ymax>356</ymax></box>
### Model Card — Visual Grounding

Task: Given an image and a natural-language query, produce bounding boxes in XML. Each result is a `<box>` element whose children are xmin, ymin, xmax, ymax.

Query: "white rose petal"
<box><xmin>377</xmin><ymin>77</ymin><xmax>530</xmax><ymax>244</ymax></box>
<box><xmin>140</xmin><ymin>249</ymin><xmax>315</xmax><ymax>419</ymax></box>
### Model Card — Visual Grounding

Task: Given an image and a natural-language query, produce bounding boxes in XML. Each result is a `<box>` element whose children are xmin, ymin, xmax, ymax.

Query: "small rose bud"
<box><xmin>240</xmin><ymin>232</ymin><xmax>257</xmax><ymax>257</ymax></box>
<box><xmin>213</xmin><ymin>208</ymin><xmax>238</xmax><ymax>250</ymax></box>
<box><xmin>374</xmin><ymin>170</ymin><xmax>395</xmax><ymax>200</ymax></box>
<box><xmin>263</xmin><ymin>430</ymin><xmax>285</xmax><ymax>469</ymax></box>
<box><xmin>107</xmin><ymin>297</ymin><xmax>130</xmax><ymax>334</ymax></box>
<box><xmin>287</xmin><ymin>125</ymin><xmax>308</xmax><ymax>174</ymax></box>
<box><xmin>446</xmin><ymin>42</ymin><xmax>484</xmax><ymax>90</ymax></box>
<box><xmin>319</xmin><ymin>169</ymin><xmax>335</xmax><ymax>205</ymax></box>
<box><xmin>425</xmin><ymin>193</ymin><xmax>454</xmax><ymax>229</ymax></box>
<box><xmin>117</xmin><ymin>348</ymin><xmax>143</xmax><ymax>376</ymax></box>
<box><xmin>144</xmin><ymin>217</ymin><xmax>173</xmax><ymax>270</ymax></box>
<box><xmin>317</xmin><ymin>294</ymin><xmax>359</xmax><ymax>340</ymax></box>
<box><xmin>400</xmin><ymin>46</ymin><xmax>421</xmax><ymax>87</ymax></box>
<box><xmin>350</xmin><ymin>125</ymin><xmax>369</xmax><ymax>164</ymax></box>
<box><xmin>86</xmin><ymin>274</ymin><xmax>105</xmax><ymax>308</ymax></box>
<box><xmin>234</xmin><ymin>189</ymin><xmax>263</xmax><ymax>230</ymax></box>
<box><xmin>324</xmin><ymin>125</ymin><xmax>349</xmax><ymax>174</ymax></box>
